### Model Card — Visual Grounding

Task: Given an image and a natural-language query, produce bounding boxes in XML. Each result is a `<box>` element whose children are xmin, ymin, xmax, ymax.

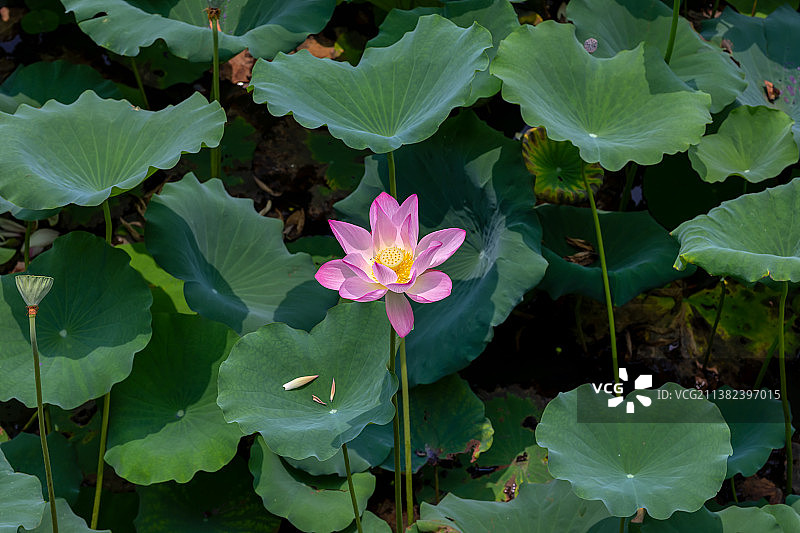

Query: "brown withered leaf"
<box><xmin>223</xmin><ymin>49</ymin><xmax>255</xmax><ymax>86</ymax></box>
<box><xmin>740</xmin><ymin>475</ymin><xmax>782</xmax><ymax>504</ymax></box>
<box><xmin>296</xmin><ymin>35</ymin><xmax>340</xmax><ymax>60</ymax></box>
<box><xmin>283</xmin><ymin>208</ymin><xmax>305</xmax><ymax>239</ymax></box>
<box><xmin>563</xmin><ymin>237</ymin><xmax>597</xmax><ymax>265</ymax></box>
<box><xmin>764</xmin><ymin>80</ymin><xmax>780</xmax><ymax>103</ymax></box>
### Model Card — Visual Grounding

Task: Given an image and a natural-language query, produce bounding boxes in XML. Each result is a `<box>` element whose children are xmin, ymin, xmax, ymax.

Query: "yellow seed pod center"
<box><xmin>377</xmin><ymin>247</ymin><xmax>405</xmax><ymax>269</ymax></box>
<box><xmin>374</xmin><ymin>247</ymin><xmax>414</xmax><ymax>284</ymax></box>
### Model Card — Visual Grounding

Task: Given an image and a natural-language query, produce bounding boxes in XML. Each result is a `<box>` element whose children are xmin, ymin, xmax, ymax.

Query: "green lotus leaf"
<box><xmin>0</xmin><ymin>60</ymin><xmax>121</xmax><ymax>114</ymax></box>
<box><xmin>145</xmin><ymin>174</ymin><xmax>336</xmax><ymax>334</ymax></box>
<box><xmin>492</xmin><ymin>22</ymin><xmax>711</xmax><ymax>171</ymax></box>
<box><xmin>251</xmin><ymin>15</ymin><xmax>492</xmax><ymax>153</ymax></box>
<box><xmin>306</xmin><ymin>131</ymin><xmax>369</xmax><ymax>192</ymax></box>
<box><xmin>419</xmin><ymin>479</ymin><xmax>611</xmax><ymax>533</ymax></box>
<box><xmin>689</xmin><ymin>106</ymin><xmax>798</xmax><ymax>183</ymax></box>
<box><xmin>105</xmin><ymin>313</ymin><xmax>242</xmax><ymax>485</ymax></box>
<box><xmin>0</xmin><ymin>91</ymin><xmax>225</xmax><ymax>210</ymax></box>
<box><xmin>0</xmin><ymin>448</ymin><xmax>45</xmax><ymax>533</ymax></box>
<box><xmin>710</xmin><ymin>387</ymin><xmax>788</xmax><ymax>478</ymax></box>
<box><xmin>367</xmin><ymin>0</ymin><xmax>519</xmax><ymax>105</ymax></box>
<box><xmin>134</xmin><ymin>457</ymin><xmax>281</xmax><ymax>532</ymax></box>
<box><xmin>673</xmin><ymin>178</ymin><xmax>800</xmax><ymax>282</ymax></box>
<box><xmin>61</xmin><ymin>0</ymin><xmax>336</xmax><ymax>62</ymax></box>
<box><xmin>726</xmin><ymin>0</ymin><xmax>799</xmax><ymax>17</ymax></box>
<box><xmin>250</xmin><ymin>436</ymin><xmax>375</xmax><ymax>532</ymax></box>
<box><xmin>285</xmin><ymin>235</ymin><xmax>344</xmax><ymax>269</ymax></box>
<box><xmin>0</xmin><ymin>196</ymin><xmax>60</xmax><ymax>222</ymax></box>
<box><xmin>377</xmin><ymin>375</ymin><xmax>493</xmax><ymax>473</ymax></box>
<box><xmin>118</xmin><ymin>243</ymin><xmax>193</xmax><ymax>315</ymax></box>
<box><xmin>536</xmin><ymin>204</ymin><xmax>692</xmax><ymax>306</ymax></box>
<box><xmin>568</xmin><ymin>0</ymin><xmax>745</xmax><ymax>113</ymax></box>
<box><xmin>0</xmin><ymin>432</ymin><xmax>82</xmax><ymax>505</ymax></box>
<box><xmin>23</xmin><ymin>498</ymin><xmax>109</xmax><ymax>533</ymax></box>
<box><xmin>217</xmin><ymin>301</ymin><xmax>397</xmax><ymax>461</ymax></box>
<box><xmin>536</xmin><ymin>383</ymin><xmax>732</xmax><ymax>519</ymax></box>
<box><xmin>762</xmin><ymin>505</ymin><xmax>800</xmax><ymax>531</ymax></box>
<box><xmin>284</xmin><ymin>446</ymin><xmax>371</xmax><ymax>477</ymax></box>
<box><xmin>0</xmin><ymin>231</ymin><xmax>152</xmax><ymax>409</ymax></box>
<box><xmin>522</xmin><ymin>127</ymin><xmax>604</xmax><ymax>204</ymax></box>
<box><xmin>643</xmin><ymin>153</ymin><xmax>748</xmax><ymax>230</ymax></box>
<box><xmin>702</xmin><ymin>6</ymin><xmax>800</xmax><ymax>144</ymax></box>
<box><xmin>716</xmin><ymin>505</ymin><xmax>786</xmax><ymax>532</ymax></box>
<box><xmin>336</xmin><ymin>112</ymin><xmax>548</xmax><ymax>386</ymax></box>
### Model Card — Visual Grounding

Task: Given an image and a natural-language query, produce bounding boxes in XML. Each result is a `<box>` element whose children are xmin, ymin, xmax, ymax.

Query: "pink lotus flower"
<box><xmin>315</xmin><ymin>193</ymin><xmax>465</xmax><ymax>337</ymax></box>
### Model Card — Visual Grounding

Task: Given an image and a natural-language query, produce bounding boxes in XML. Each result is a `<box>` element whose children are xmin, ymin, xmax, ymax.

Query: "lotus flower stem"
<box><xmin>387</xmin><ymin>151</ymin><xmax>397</xmax><ymax>197</ymax></box>
<box><xmin>750</xmin><ymin>0</ymin><xmax>758</xmax><ymax>16</ymax></box>
<box><xmin>209</xmin><ymin>7</ymin><xmax>222</xmax><ymax>180</ymax></box>
<box><xmin>619</xmin><ymin>163</ymin><xmax>637</xmax><ymax>211</ymax></box>
<box><xmin>129</xmin><ymin>57</ymin><xmax>149</xmax><ymax>110</ymax></box>
<box><xmin>29</xmin><ymin>309</ymin><xmax>58</xmax><ymax>533</ymax></box>
<box><xmin>619</xmin><ymin>517</ymin><xmax>625</xmax><ymax>533</ymax></box>
<box><xmin>664</xmin><ymin>0</ymin><xmax>680</xmax><ymax>64</ymax></box>
<box><xmin>389</xmin><ymin>328</ymin><xmax>403</xmax><ymax>532</ymax></box>
<box><xmin>23</xmin><ymin>220</ymin><xmax>33</xmax><ymax>269</ymax></box>
<box><xmin>92</xmin><ymin>200</ymin><xmax>114</xmax><ymax>528</ymax></box>
<box><xmin>702</xmin><ymin>278</ymin><xmax>726</xmax><ymax>373</ymax></box>
<box><xmin>399</xmin><ymin>337</ymin><xmax>414</xmax><ymax>524</ymax></box>
<box><xmin>730</xmin><ymin>477</ymin><xmax>738</xmax><ymax>503</ymax></box>
<box><xmin>342</xmin><ymin>443</ymin><xmax>363</xmax><ymax>533</ymax></box>
<box><xmin>778</xmin><ymin>281</ymin><xmax>792</xmax><ymax>495</ymax></box>
<box><xmin>582</xmin><ymin>161</ymin><xmax>619</xmax><ymax>384</ymax></box>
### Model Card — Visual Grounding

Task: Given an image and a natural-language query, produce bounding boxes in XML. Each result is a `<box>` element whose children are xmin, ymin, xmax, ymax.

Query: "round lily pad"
<box><xmin>536</xmin><ymin>383</ymin><xmax>732</xmax><ymax>519</ymax></box>
<box><xmin>689</xmin><ymin>106</ymin><xmax>798</xmax><ymax>183</ymax></box>
<box><xmin>61</xmin><ymin>0</ymin><xmax>336</xmax><ymax>62</ymax></box>
<box><xmin>0</xmin><ymin>60</ymin><xmax>121</xmax><ymax>114</ymax></box>
<box><xmin>419</xmin><ymin>479</ymin><xmax>611</xmax><ymax>533</ymax></box>
<box><xmin>378</xmin><ymin>374</ymin><xmax>494</xmax><ymax>473</ymax></box>
<box><xmin>217</xmin><ymin>301</ymin><xmax>397</xmax><ymax>461</ymax></box>
<box><xmin>145</xmin><ymin>174</ymin><xmax>336</xmax><ymax>334</ymax></box>
<box><xmin>0</xmin><ymin>448</ymin><xmax>45</xmax><ymax>533</ymax></box>
<box><xmin>492</xmin><ymin>22</ymin><xmax>711</xmax><ymax>171</ymax></box>
<box><xmin>0</xmin><ymin>91</ymin><xmax>225</xmax><ymax>210</ymax></box>
<box><xmin>251</xmin><ymin>14</ymin><xmax>492</xmax><ymax>153</ymax></box>
<box><xmin>0</xmin><ymin>231</ymin><xmax>152</xmax><ymax>409</ymax></box>
<box><xmin>250</xmin><ymin>436</ymin><xmax>375</xmax><ymax>533</ymax></box>
<box><xmin>367</xmin><ymin>0</ymin><xmax>519</xmax><ymax>105</ymax></box>
<box><xmin>0</xmin><ymin>432</ymin><xmax>82</xmax><ymax>505</ymax></box>
<box><xmin>702</xmin><ymin>6</ymin><xmax>800</xmax><ymax>144</ymax></box>
<box><xmin>536</xmin><ymin>204</ymin><xmax>692</xmax><ymax>306</ymax></box>
<box><xmin>23</xmin><ymin>498</ymin><xmax>110</xmax><ymax>533</ymax></box>
<box><xmin>522</xmin><ymin>126</ymin><xmax>604</xmax><ymax>204</ymax></box>
<box><xmin>673</xmin><ymin>178</ymin><xmax>800</xmax><ymax>283</ymax></box>
<box><xmin>336</xmin><ymin>111</ymin><xmax>548</xmax><ymax>386</ymax></box>
<box><xmin>134</xmin><ymin>457</ymin><xmax>281</xmax><ymax>532</ymax></box>
<box><xmin>710</xmin><ymin>387</ymin><xmax>789</xmax><ymax>478</ymax></box>
<box><xmin>105</xmin><ymin>313</ymin><xmax>242</xmax><ymax>485</ymax></box>
<box><xmin>568</xmin><ymin>0</ymin><xmax>746</xmax><ymax>113</ymax></box>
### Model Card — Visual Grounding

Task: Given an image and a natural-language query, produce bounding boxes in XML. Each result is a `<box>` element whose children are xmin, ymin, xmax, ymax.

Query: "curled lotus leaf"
<box><xmin>492</xmin><ymin>21</ymin><xmax>711</xmax><ymax>171</ymax></box>
<box><xmin>61</xmin><ymin>0</ymin><xmax>336</xmax><ymax>62</ymax></box>
<box><xmin>673</xmin><ymin>178</ymin><xmax>800</xmax><ymax>283</ymax></box>
<box><xmin>0</xmin><ymin>448</ymin><xmax>46</xmax><ymax>533</ymax></box>
<box><xmin>688</xmin><ymin>106</ymin><xmax>799</xmax><ymax>183</ymax></box>
<box><xmin>522</xmin><ymin>127</ymin><xmax>603</xmax><ymax>204</ymax></box>
<box><xmin>0</xmin><ymin>91</ymin><xmax>225</xmax><ymax>210</ymax></box>
<box><xmin>250</xmin><ymin>14</ymin><xmax>492</xmax><ymax>153</ymax></box>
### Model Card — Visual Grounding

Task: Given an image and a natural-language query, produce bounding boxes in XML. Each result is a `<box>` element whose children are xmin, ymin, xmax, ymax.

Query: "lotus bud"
<box><xmin>15</xmin><ymin>275</ymin><xmax>54</xmax><ymax>312</ymax></box>
<box><xmin>282</xmin><ymin>374</ymin><xmax>318</xmax><ymax>390</ymax></box>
